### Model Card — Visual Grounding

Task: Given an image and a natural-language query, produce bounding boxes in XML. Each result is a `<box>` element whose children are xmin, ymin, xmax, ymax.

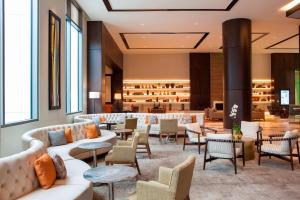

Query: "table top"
<box><xmin>78</xmin><ymin>142</ymin><xmax>112</xmax><ymax>150</ymax></box>
<box><xmin>100</xmin><ymin>122</ymin><xmax>117</xmax><ymax>125</ymax></box>
<box><xmin>83</xmin><ymin>165</ymin><xmax>138</xmax><ymax>183</ymax></box>
<box><xmin>114</xmin><ymin>129</ymin><xmax>133</xmax><ymax>134</ymax></box>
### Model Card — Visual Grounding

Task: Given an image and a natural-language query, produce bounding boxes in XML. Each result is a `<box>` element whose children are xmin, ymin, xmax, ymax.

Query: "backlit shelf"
<box><xmin>123</xmin><ymin>95</ymin><xmax>190</xmax><ymax>98</ymax></box>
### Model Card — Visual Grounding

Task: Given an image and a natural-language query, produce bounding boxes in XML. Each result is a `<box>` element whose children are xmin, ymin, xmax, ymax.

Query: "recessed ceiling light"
<box><xmin>193</xmin><ymin>22</ymin><xmax>199</xmax><ymax>26</ymax></box>
<box><xmin>280</xmin><ymin>0</ymin><xmax>300</xmax><ymax>11</ymax></box>
<box><xmin>140</xmin><ymin>23</ymin><xmax>145</xmax><ymax>26</ymax></box>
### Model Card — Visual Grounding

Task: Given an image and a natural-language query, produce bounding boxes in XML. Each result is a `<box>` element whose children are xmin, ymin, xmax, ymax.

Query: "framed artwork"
<box><xmin>49</xmin><ymin>10</ymin><xmax>61</xmax><ymax>110</ymax></box>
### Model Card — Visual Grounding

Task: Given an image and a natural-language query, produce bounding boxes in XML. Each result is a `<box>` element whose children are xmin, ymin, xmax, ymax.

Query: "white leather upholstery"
<box><xmin>74</xmin><ymin>112</ymin><xmax>205</xmax><ymax>136</ymax></box>
<box><xmin>0</xmin><ymin>122</ymin><xmax>117</xmax><ymax>200</ymax></box>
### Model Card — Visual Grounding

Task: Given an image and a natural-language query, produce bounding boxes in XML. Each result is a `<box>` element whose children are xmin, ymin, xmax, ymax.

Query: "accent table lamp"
<box><xmin>89</xmin><ymin>92</ymin><xmax>100</xmax><ymax>114</ymax></box>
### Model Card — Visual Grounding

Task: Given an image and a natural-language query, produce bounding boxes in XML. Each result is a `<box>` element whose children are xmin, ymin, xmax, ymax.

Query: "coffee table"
<box><xmin>78</xmin><ymin>142</ymin><xmax>112</xmax><ymax>167</ymax></box>
<box><xmin>101</xmin><ymin>122</ymin><xmax>117</xmax><ymax>130</ymax></box>
<box><xmin>114</xmin><ymin>129</ymin><xmax>133</xmax><ymax>140</ymax></box>
<box><xmin>83</xmin><ymin>165</ymin><xmax>138</xmax><ymax>200</ymax></box>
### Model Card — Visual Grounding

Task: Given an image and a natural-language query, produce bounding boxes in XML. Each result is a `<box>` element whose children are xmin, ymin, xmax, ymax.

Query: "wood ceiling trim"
<box><xmin>265</xmin><ymin>33</ymin><xmax>299</xmax><ymax>50</ymax></box>
<box><xmin>103</xmin><ymin>0</ymin><xmax>239</xmax><ymax>12</ymax></box>
<box><xmin>120</xmin><ymin>32</ymin><xmax>209</xmax><ymax>49</ymax></box>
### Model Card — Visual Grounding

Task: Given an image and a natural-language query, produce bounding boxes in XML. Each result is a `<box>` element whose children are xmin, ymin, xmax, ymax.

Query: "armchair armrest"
<box><xmin>158</xmin><ymin>167</ymin><xmax>173</xmax><ymax>185</ymax></box>
<box><xmin>201</xmin><ymin>126</ymin><xmax>218</xmax><ymax>134</ymax></box>
<box><xmin>116</xmin><ymin>140</ymin><xmax>132</xmax><ymax>146</ymax></box>
<box><xmin>136</xmin><ymin>181</ymin><xmax>172</xmax><ymax>200</ymax></box>
<box><xmin>268</xmin><ymin>133</ymin><xmax>285</xmax><ymax>138</ymax></box>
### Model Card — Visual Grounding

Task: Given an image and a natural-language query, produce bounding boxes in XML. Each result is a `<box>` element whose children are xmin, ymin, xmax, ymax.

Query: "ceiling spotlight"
<box><xmin>193</xmin><ymin>22</ymin><xmax>199</xmax><ymax>26</ymax></box>
<box><xmin>140</xmin><ymin>23</ymin><xmax>145</xmax><ymax>26</ymax></box>
<box><xmin>281</xmin><ymin>0</ymin><xmax>300</xmax><ymax>11</ymax></box>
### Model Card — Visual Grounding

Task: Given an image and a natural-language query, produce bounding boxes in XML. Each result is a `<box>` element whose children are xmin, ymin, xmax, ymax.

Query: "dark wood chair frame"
<box><xmin>203</xmin><ymin>139</ymin><xmax>245</xmax><ymax>174</ymax></box>
<box><xmin>183</xmin><ymin>126</ymin><xmax>217</xmax><ymax>154</ymax></box>
<box><xmin>106</xmin><ymin>157</ymin><xmax>141</xmax><ymax>175</ymax></box>
<box><xmin>136</xmin><ymin>143</ymin><xmax>152</xmax><ymax>159</ymax></box>
<box><xmin>258</xmin><ymin>135</ymin><xmax>300</xmax><ymax>171</ymax></box>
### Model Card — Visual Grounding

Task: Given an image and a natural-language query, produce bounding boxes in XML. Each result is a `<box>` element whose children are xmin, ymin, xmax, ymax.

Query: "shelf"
<box><xmin>123</xmin><ymin>87</ymin><xmax>190</xmax><ymax>91</ymax></box>
<box><xmin>252</xmin><ymin>94</ymin><xmax>274</xmax><ymax>97</ymax></box>
<box><xmin>253</xmin><ymin>101</ymin><xmax>274</xmax><ymax>104</ymax></box>
<box><xmin>123</xmin><ymin>102</ymin><xmax>190</xmax><ymax>105</ymax></box>
<box><xmin>123</xmin><ymin>95</ymin><xmax>190</xmax><ymax>98</ymax></box>
<box><xmin>252</xmin><ymin>87</ymin><xmax>274</xmax><ymax>90</ymax></box>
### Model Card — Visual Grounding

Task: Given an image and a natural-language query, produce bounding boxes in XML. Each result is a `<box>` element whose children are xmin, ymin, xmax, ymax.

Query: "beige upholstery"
<box><xmin>159</xmin><ymin>119</ymin><xmax>178</xmax><ymax>143</ymax></box>
<box><xmin>241</xmin><ymin>121</ymin><xmax>260</xmax><ymax>140</ymax></box>
<box><xmin>125</xmin><ymin>118</ymin><xmax>138</xmax><ymax>130</ymax></box>
<box><xmin>130</xmin><ymin>125</ymin><xmax>152</xmax><ymax>158</ymax></box>
<box><xmin>208</xmin><ymin>109</ymin><xmax>223</xmax><ymax>120</ymax></box>
<box><xmin>74</xmin><ymin>112</ymin><xmax>205</xmax><ymax>136</ymax></box>
<box><xmin>105</xmin><ymin>133</ymin><xmax>141</xmax><ymax>174</ymax></box>
<box><xmin>0</xmin><ymin>122</ymin><xmax>117</xmax><ymax>200</ymax></box>
<box><xmin>185</xmin><ymin>123</ymin><xmax>206</xmax><ymax>143</ymax></box>
<box><xmin>128</xmin><ymin>156</ymin><xmax>196</xmax><ymax>200</ymax></box>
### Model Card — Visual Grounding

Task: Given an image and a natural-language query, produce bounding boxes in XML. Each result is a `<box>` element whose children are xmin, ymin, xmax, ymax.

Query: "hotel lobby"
<box><xmin>1</xmin><ymin>0</ymin><xmax>300</xmax><ymax>199</ymax></box>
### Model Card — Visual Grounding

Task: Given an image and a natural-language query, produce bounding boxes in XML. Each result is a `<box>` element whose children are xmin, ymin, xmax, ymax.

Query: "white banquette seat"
<box><xmin>74</xmin><ymin>112</ymin><xmax>205</xmax><ymax>135</ymax></box>
<box><xmin>0</xmin><ymin>121</ymin><xmax>117</xmax><ymax>200</ymax></box>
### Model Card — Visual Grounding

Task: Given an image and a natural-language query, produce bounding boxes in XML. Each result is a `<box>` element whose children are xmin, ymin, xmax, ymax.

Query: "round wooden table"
<box><xmin>242</xmin><ymin>137</ymin><xmax>255</xmax><ymax>161</ymax></box>
<box><xmin>114</xmin><ymin>129</ymin><xmax>133</xmax><ymax>140</ymax></box>
<box><xmin>78</xmin><ymin>142</ymin><xmax>112</xmax><ymax>167</ymax></box>
<box><xmin>100</xmin><ymin>122</ymin><xmax>117</xmax><ymax>130</ymax></box>
<box><xmin>83</xmin><ymin>165</ymin><xmax>138</xmax><ymax>200</ymax></box>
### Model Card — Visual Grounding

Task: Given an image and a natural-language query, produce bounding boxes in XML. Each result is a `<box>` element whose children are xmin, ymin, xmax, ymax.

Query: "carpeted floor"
<box><xmin>92</xmin><ymin>137</ymin><xmax>300</xmax><ymax>200</ymax></box>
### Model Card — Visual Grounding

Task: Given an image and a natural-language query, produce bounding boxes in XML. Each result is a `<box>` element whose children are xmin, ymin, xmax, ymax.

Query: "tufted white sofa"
<box><xmin>0</xmin><ymin>121</ymin><xmax>117</xmax><ymax>200</ymax></box>
<box><xmin>74</xmin><ymin>112</ymin><xmax>205</xmax><ymax>135</ymax></box>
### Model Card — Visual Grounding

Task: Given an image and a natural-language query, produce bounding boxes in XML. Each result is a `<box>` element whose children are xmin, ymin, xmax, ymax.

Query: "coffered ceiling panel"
<box><xmin>121</xmin><ymin>32</ymin><xmax>208</xmax><ymax>49</ymax></box>
<box><xmin>104</xmin><ymin>0</ymin><xmax>237</xmax><ymax>11</ymax></box>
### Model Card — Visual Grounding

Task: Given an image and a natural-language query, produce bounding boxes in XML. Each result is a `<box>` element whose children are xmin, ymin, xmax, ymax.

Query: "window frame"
<box><xmin>65</xmin><ymin>4</ymin><xmax>83</xmax><ymax>115</ymax></box>
<box><xmin>0</xmin><ymin>0</ymin><xmax>39</xmax><ymax>127</ymax></box>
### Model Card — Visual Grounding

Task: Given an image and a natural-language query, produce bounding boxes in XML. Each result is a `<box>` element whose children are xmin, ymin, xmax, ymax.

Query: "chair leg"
<box><xmin>198</xmin><ymin>134</ymin><xmax>201</xmax><ymax>154</ymax></box>
<box><xmin>183</xmin><ymin>130</ymin><xmax>187</xmax><ymax>150</ymax></box>
<box><xmin>146</xmin><ymin>144</ymin><xmax>152</xmax><ymax>159</ymax></box>
<box><xmin>135</xmin><ymin>157</ymin><xmax>141</xmax><ymax>175</ymax></box>
<box><xmin>242</xmin><ymin>143</ymin><xmax>245</xmax><ymax>167</ymax></box>
<box><xmin>296</xmin><ymin>141</ymin><xmax>300</xmax><ymax>164</ymax></box>
<box><xmin>175</xmin><ymin>132</ymin><xmax>178</xmax><ymax>144</ymax></box>
<box><xmin>203</xmin><ymin>143</ymin><xmax>208</xmax><ymax>170</ymax></box>
<box><xmin>159</xmin><ymin>133</ymin><xmax>163</xmax><ymax>143</ymax></box>
<box><xmin>233</xmin><ymin>157</ymin><xmax>237</xmax><ymax>175</ymax></box>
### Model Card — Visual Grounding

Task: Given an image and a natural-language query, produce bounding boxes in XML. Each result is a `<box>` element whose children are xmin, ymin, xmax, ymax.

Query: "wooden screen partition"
<box><xmin>189</xmin><ymin>53</ymin><xmax>211</xmax><ymax>110</ymax></box>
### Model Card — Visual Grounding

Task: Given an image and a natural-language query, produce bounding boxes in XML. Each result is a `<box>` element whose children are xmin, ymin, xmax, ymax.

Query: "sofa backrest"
<box><xmin>0</xmin><ymin>140</ymin><xmax>45</xmax><ymax>200</ymax></box>
<box><xmin>22</xmin><ymin>121</ymin><xmax>93</xmax><ymax>149</ymax></box>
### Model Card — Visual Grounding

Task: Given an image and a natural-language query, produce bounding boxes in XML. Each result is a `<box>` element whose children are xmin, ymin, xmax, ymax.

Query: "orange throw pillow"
<box><xmin>85</xmin><ymin>124</ymin><xmax>100</xmax><ymax>139</ymax></box>
<box><xmin>145</xmin><ymin>116</ymin><xmax>149</xmax><ymax>124</ymax></box>
<box><xmin>99</xmin><ymin>117</ymin><xmax>106</xmax><ymax>123</ymax></box>
<box><xmin>191</xmin><ymin>115</ymin><xmax>197</xmax><ymax>123</ymax></box>
<box><xmin>34</xmin><ymin>153</ymin><xmax>57</xmax><ymax>189</ymax></box>
<box><xmin>64</xmin><ymin>128</ymin><xmax>73</xmax><ymax>143</ymax></box>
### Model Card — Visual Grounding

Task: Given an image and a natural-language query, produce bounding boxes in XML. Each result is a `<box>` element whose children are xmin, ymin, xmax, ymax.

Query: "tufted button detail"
<box><xmin>9</xmin><ymin>193</ymin><xmax>13</xmax><ymax>197</ymax></box>
<box><xmin>22</xmin><ymin>187</ymin><xmax>26</xmax><ymax>192</ymax></box>
<box><xmin>19</xmin><ymin>166</ymin><xmax>22</xmax><ymax>170</ymax></box>
<box><xmin>1</xmin><ymin>183</ymin><xmax>5</xmax><ymax>188</ymax></box>
<box><xmin>15</xmin><ymin>179</ymin><xmax>19</xmax><ymax>184</ymax></box>
<box><xmin>7</xmin><ymin>169</ymin><xmax>10</xmax><ymax>174</ymax></box>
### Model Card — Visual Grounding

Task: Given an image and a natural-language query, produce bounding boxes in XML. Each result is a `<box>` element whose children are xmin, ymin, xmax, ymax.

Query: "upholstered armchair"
<box><xmin>105</xmin><ymin>133</ymin><xmax>141</xmax><ymax>174</ymax></box>
<box><xmin>129</xmin><ymin>124</ymin><xmax>152</xmax><ymax>158</ymax></box>
<box><xmin>241</xmin><ymin>121</ymin><xmax>262</xmax><ymax>141</ymax></box>
<box><xmin>183</xmin><ymin>123</ymin><xmax>217</xmax><ymax>154</ymax></box>
<box><xmin>115</xmin><ymin>118</ymin><xmax>138</xmax><ymax>130</ymax></box>
<box><xmin>159</xmin><ymin>119</ymin><xmax>178</xmax><ymax>144</ymax></box>
<box><xmin>258</xmin><ymin>130</ymin><xmax>300</xmax><ymax>170</ymax></box>
<box><xmin>203</xmin><ymin>133</ymin><xmax>245</xmax><ymax>174</ymax></box>
<box><xmin>128</xmin><ymin>155</ymin><xmax>196</xmax><ymax>200</ymax></box>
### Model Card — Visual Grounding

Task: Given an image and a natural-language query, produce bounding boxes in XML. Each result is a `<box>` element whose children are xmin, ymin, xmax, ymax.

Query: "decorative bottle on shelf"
<box><xmin>171</xmin><ymin>83</ymin><xmax>175</xmax><ymax>88</ymax></box>
<box><xmin>126</xmin><ymin>91</ymin><xmax>129</xmax><ymax>96</ymax></box>
<box><xmin>176</xmin><ymin>96</ymin><xmax>179</xmax><ymax>102</ymax></box>
<box><xmin>147</xmin><ymin>90</ymin><xmax>149</xmax><ymax>95</ymax></box>
<box><xmin>156</xmin><ymin>97</ymin><xmax>159</xmax><ymax>102</ymax></box>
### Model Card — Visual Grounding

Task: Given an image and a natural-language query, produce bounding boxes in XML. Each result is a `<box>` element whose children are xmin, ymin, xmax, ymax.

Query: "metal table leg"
<box><xmin>108</xmin><ymin>182</ymin><xmax>114</xmax><ymax>200</ymax></box>
<box><xmin>93</xmin><ymin>149</ymin><xmax>97</xmax><ymax>167</ymax></box>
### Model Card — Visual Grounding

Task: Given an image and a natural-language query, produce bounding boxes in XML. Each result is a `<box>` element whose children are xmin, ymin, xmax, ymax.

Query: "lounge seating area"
<box><xmin>1</xmin><ymin>0</ymin><xmax>300</xmax><ymax>200</ymax></box>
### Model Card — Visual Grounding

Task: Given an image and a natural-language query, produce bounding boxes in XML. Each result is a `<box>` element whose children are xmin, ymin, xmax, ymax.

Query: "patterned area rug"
<box><xmin>92</xmin><ymin>138</ymin><xmax>300</xmax><ymax>200</ymax></box>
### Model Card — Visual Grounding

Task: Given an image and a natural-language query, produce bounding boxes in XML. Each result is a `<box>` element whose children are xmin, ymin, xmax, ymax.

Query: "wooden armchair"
<box><xmin>183</xmin><ymin>123</ymin><xmax>217</xmax><ymax>154</ymax></box>
<box><xmin>258</xmin><ymin>130</ymin><xmax>299</xmax><ymax>170</ymax></box>
<box><xmin>128</xmin><ymin>156</ymin><xmax>196</xmax><ymax>200</ymax></box>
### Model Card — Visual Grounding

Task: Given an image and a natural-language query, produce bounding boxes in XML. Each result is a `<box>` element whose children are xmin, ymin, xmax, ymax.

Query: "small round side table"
<box><xmin>114</xmin><ymin>129</ymin><xmax>133</xmax><ymax>140</ymax></box>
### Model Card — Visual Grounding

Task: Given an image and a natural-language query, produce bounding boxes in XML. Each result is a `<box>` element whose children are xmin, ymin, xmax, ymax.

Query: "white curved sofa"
<box><xmin>0</xmin><ymin>121</ymin><xmax>117</xmax><ymax>200</ymax></box>
<box><xmin>75</xmin><ymin>112</ymin><xmax>205</xmax><ymax>136</ymax></box>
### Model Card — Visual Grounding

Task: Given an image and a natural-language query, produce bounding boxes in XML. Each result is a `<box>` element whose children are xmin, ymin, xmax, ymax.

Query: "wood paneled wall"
<box><xmin>87</xmin><ymin>21</ymin><xmax>123</xmax><ymax>113</ymax></box>
<box><xmin>210</xmin><ymin>53</ymin><xmax>224</xmax><ymax>105</ymax></box>
<box><xmin>271</xmin><ymin>53</ymin><xmax>299</xmax><ymax>105</ymax></box>
<box><xmin>190</xmin><ymin>53</ymin><xmax>211</xmax><ymax>110</ymax></box>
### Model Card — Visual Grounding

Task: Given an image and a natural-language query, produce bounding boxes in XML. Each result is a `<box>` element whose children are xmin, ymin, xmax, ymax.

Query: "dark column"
<box><xmin>223</xmin><ymin>18</ymin><xmax>252</xmax><ymax>128</ymax></box>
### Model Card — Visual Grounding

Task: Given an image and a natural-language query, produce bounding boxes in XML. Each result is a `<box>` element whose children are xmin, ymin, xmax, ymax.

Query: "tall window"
<box><xmin>66</xmin><ymin>0</ymin><xmax>82</xmax><ymax>114</ymax></box>
<box><xmin>0</xmin><ymin>0</ymin><xmax>38</xmax><ymax>125</ymax></box>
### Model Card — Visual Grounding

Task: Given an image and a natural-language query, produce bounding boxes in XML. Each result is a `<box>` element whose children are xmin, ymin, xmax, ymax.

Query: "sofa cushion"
<box><xmin>34</xmin><ymin>153</ymin><xmax>57</xmax><ymax>189</ymax></box>
<box><xmin>92</xmin><ymin>117</ymin><xmax>100</xmax><ymax>125</ymax></box>
<box><xmin>64</xmin><ymin>128</ymin><xmax>73</xmax><ymax>143</ymax></box>
<box><xmin>48</xmin><ymin>130</ymin><xmax>67</xmax><ymax>147</ymax></box>
<box><xmin>48</xmin><ymin>153</ymin><xmax>67</xmax><ymax>179</ymax></box>
<box><xmin>85</xmin><ymin>124</ymin><xmax>100</xmax><ymax>139</ymax></box>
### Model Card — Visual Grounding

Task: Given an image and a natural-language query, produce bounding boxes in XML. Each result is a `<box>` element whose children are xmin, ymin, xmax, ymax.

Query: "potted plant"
<box><xmin>229</xmin><ymin>104</ymin><xmax>242</xmax><ymax>140</ymax></box>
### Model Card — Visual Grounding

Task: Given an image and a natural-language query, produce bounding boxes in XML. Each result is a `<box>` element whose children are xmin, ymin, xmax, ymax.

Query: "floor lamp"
<box><xmin>89</xmin><ymin>92</ymin><xmax>100</xmax><ymax>114</ymax></box>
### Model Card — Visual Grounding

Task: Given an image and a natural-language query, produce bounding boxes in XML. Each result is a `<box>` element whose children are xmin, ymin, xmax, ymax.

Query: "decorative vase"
<box><xmin>232</xmin><ymin>129</ymin><xmax>242</xmax><ymax>140</ymax></box>
<box><xmin>176</xmin><ymin>96</ymin><xmax>179</xmax><ymax>102</ymax></box>
<box><xmin>166</xmin><ymin>84</ymin><xmax>169</xmax><ymax>88</ymax></box>
<box><xmin>171</xmin><ymin>83</ymin><xmax>175</xmax><ymax>88</ymax></box>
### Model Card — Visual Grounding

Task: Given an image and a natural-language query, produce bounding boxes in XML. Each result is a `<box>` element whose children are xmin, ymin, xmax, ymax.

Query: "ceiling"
<box><xmin>76</xmin><ymin>0</ymin><xmax>300</xmax><ymax>54</ymax></box>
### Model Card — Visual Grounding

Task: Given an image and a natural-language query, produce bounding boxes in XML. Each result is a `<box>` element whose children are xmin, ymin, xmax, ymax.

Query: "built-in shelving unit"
<box><xmin>123</xmin><ymin>80</ymin><xmax>190</xmax><ymax>112</ymax></box>
<box><xmin>252</xmin><ymin>79</ymin><xmax>274</xmax><ymax>108</ymax></box>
